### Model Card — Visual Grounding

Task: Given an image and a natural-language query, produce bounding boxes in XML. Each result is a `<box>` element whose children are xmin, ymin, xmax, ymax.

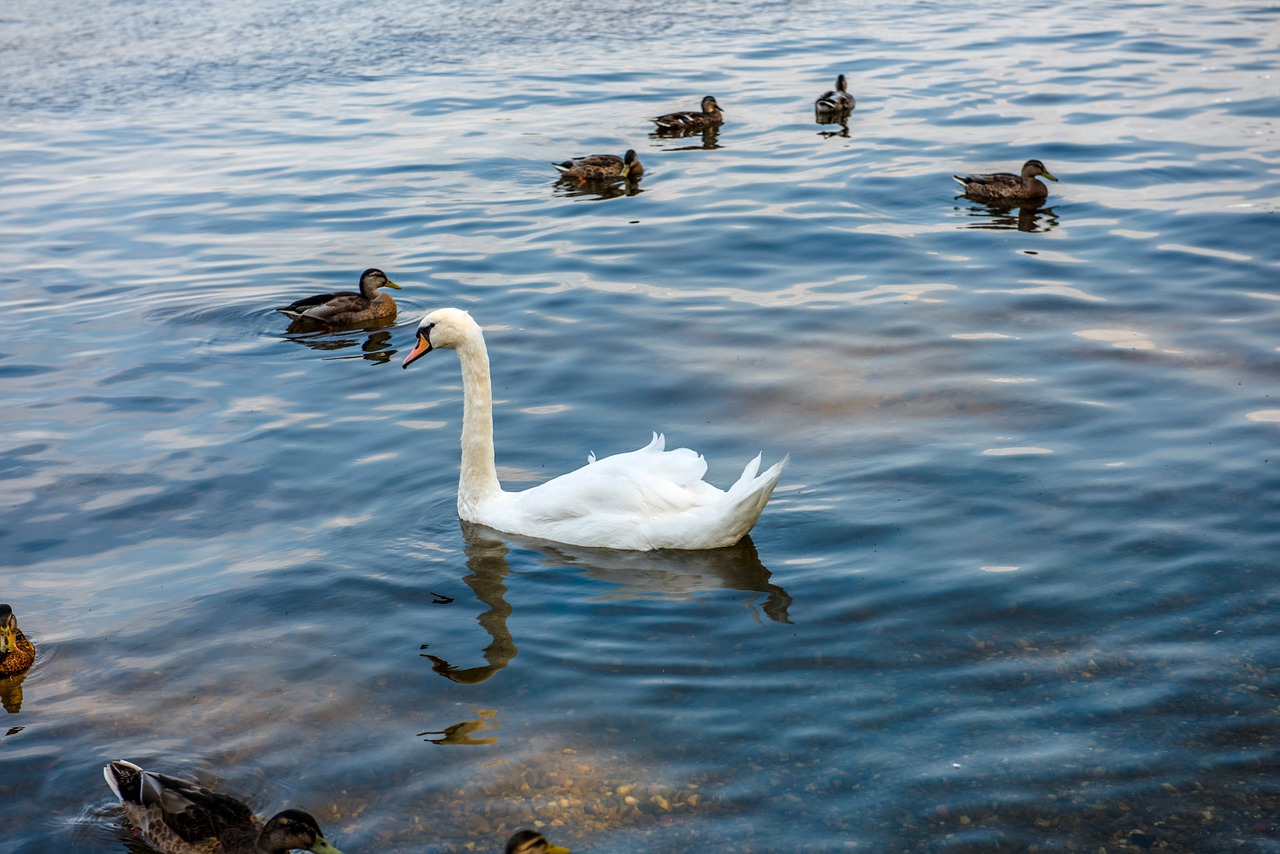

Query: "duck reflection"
<box><xmin>957</xmin><ymin>200</ymin><xmax>1059</xmax><ymax>233</ymax></box>
<box><xmin>421</xmin><ymin>524</ymin><xmax>792</xmax><ymax>684</ymax></box>
<box><xmin>418</xmin><ymin>707</ymin><xmax>499</xmax><ymax>746</ymax></box>
<box><xmin>282</xmin><ymin>326</ymin><xmax>397</xmax><ymax>363</ymax></box>
<box><xmin>552</xmin><ymin>176</ymin><xmax>644</xmax><ymax>201</ymax></box>
<box><xmin>815</xmin><ymin>111</ymin><xmax>851</xmax><ymax>139</ymax></box>
<box><xmin>650</xmin><ymin>124</ymin><xmax>722</xmax><ymax>151</ymax></box>
<box><xmin>0</xmin><ymin>671</ymin><xmax>28</xmax><ymax>713</ymax></box>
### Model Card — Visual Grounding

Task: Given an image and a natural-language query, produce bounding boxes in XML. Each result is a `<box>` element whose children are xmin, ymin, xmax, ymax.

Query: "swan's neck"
<box><xmin>455</xmin><ymin>330</ymin><xmax>502</xmax><ymax>517</ymax></box>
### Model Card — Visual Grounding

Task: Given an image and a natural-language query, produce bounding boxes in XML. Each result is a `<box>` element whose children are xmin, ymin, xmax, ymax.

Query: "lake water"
<box><xmin>3</xmin><ymin>0</ymin><xmax>1279</xmax><ymax>851</ymax></box>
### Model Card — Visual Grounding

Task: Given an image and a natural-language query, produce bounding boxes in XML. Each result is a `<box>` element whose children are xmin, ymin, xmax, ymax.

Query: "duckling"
<box><xmin>275</xmin><ymin>268</ymin><xmax>401</xmax><ymax>327</ymax></box>
<box><xmin>0</xmin><ymin>604</ymin><xmax>35</xmax><ymax>677</ymax></box>
<box><xmin>953</xmin><ymin>159</ymin><xmax>1059</xmax><ymax>202</ymax></box>
<box><xmin>552</xmin><ymin>149</ymin><xmax>643</xmax><ymax>182</ymax></box>
<box><xmin>652</xmin><ymin>95</ymin><xmax>724</xmax><ymax>131</ymax></box>
<box><xmin>814</xmin><ymin>74</ymin><xmax>855</xmax><ymax>113</ymax></box>
<box><xmin>506</xmin><ymin>829</ymin><xmax>570</xmax><ymax>854</ymax></box>
<box><xmin>103</xmin><ymin>760</ymin><xmax>343</xmax><ymax>854</ymax></box>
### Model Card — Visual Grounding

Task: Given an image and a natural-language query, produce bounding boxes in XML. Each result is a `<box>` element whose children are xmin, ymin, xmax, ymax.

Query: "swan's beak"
<box><xmin>401</xmin><ymin>331</ymin><xmax>433</xmax><ymax>369</ymax></box>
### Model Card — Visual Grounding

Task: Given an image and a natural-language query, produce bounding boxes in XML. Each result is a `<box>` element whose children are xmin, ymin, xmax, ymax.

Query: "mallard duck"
<box><xmin>400</xmin><ymin>309</ymin><xmax>787</xmax><ymax>550</ymax></box>
<box><xmin>275</xmin><ymin>268</ymin><xmax>401</xmax><ymax>327</ymax></box>
<box><xmin>652</xmin><ymin>95</ymin><xmax>724</xmax><ymax>130</ymax></box>
<box><xmin>506</xmin><ymin>830</ymin><xmax>570</xmax><ymax>854</ymax></box>
<box><xmin>103</xmin><ymin>760</ymin><xmax>343</xmax><ymax>854</ymax></box>
<box><xmin>953</xmin><ymin>160</ymin><xmax>1059</xmax><ymax>202</ymax></box>
<box><xmin>814</xmin><ymin>74</ymin><xmax>855</xmax><ymax>113</ymax></box>
<box><xmin>0</xmin><ymin>604</ymin><xmax>35</xmax><ymax>677</ymax></box>
<box><xmin>552</xmin><ymin>149</ymin><xmax>643</xmax><ymax>182</ymax></box>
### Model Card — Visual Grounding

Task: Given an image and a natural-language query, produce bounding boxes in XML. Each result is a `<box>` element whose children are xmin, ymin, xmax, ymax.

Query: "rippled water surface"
<box><xmin>3</xmin><ymin>0</ymin><xmax>1280</xmax><ymax>851</ymax></box>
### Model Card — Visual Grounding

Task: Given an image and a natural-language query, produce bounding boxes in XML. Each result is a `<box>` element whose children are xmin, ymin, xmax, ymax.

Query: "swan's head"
<box><xmin>402</xmin><ymin>308</ymin><xmax>477</xmax><ymax>369</ymax></box>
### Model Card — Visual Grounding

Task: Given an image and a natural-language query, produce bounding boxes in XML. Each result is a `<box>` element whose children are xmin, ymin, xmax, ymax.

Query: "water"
<box><xmin>2</xmin><ymin>0</ymin><xmax>1279</xmax><ymax>851</ymax></box>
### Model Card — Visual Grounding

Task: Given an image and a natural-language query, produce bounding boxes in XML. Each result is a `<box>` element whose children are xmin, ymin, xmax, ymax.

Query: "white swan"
<box><xmin>401</xmin><ymin>308</ymin><xmax>787</xmax><ymax>551</ymax></box>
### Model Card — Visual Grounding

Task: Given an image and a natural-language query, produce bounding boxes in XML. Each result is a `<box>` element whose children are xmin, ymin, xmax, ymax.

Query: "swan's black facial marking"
<box><xmin>401</xmin><ymin>322</ymin><xmax>436</xmax><ymax>369</ymax></box>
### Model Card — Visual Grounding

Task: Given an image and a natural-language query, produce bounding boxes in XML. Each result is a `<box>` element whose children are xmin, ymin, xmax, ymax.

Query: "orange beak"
<box><xmin>401</xmin><ymin>331</ymin><xmax>432</xmax><ymax>368</ymax></box>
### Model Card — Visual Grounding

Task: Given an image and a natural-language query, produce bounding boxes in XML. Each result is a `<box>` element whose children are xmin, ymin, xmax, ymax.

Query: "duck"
<box><xmin>814</xmin><ymin>74</ymin><xmax>855</xmax><ymax>113</ymax></box>
<box><xmin>0</xmin><ymin>604</ymin><xmax>35</xmax><ymax>677</ymax></box>
<box><xmin>552</xmin><ymin>149</ymin><xmax>643</xmax><ymax>182</ymax></box>
<box><xmin>953</xmin><ymin>160</ymin><xmax>1059</xmax><ymax>203</ymax></box>
<box><xmin>103</xmin><ymin>760</ymin><xmax>343</xmax><ymax>854</ymax></box>
<box><xmin>652</xmin><ymin>95</ymin><xmax>724</xmax><ymax>131</ymax></box>
<box><xmin>506</xmin><ymin>829</ymin><xmax>571</xmax><ymax>854</ymax></box>
<box><xmin>275</xmin><ymin>268</ymin><xmax>401</xmax><ymax>327</ymax></box>
<box><xmin>400</xmin><ymin>308</ymin><xmax>787</xmax><ymax>551</ymax></box>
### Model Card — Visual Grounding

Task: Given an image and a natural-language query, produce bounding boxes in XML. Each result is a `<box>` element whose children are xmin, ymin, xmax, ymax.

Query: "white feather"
<box><xmin>403</xmin><ymin>309</ymin><xmax>788</xmax><ymax>551</ymax></box>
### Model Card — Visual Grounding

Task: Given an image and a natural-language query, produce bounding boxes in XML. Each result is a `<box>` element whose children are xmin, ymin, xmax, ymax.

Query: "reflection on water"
<box><xmin>283</xmin><ymin>327</ymin><xmax>398</xmax><ymax>363</ymax></box>
<box><xmin>650</xmin><ymin>124</ymin><xmax>722</xmax><ymax>150</ymax></box>
<box><xmin>552</xmin><ymin>175</ymin><xmax>645</xmax><ymax>201</ymax></box>
<box><xmin>0</xmin><ymin>671</ymin><xmax>28</xmax><ymax>714</ymax></box>
<box><xmin>419</xmin><ymin>708</ymin><xmax>499</xmax><ymax>746</ymax></box>
<box><xmin>957</xmin><ymin>200</ymin><xmax>1060</xmax><ymax>233</ymax></box>
<box><xmin>814</xmin><ymin>108</ymin><xmax>852</xmax><ymax>138</ymax></box>
<box><xmin>422</xmin><ymin>525</ymin><xmax>792</xmax><ymax>685</ymax></box>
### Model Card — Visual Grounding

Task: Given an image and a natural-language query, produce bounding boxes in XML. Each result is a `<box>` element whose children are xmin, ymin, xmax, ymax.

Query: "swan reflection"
<box><xmin>282</xmin><ymin>326</ymin><xmax>397</xmax><ymax>363</ymax></box>
<box><xmin>421</xmin><ymin>523</ymin><xmax>793</xmax><ymax>684</ymax></box>
<box><xmin>956</xmin><ymin>200</ymin><xmax>1059</xmax><ymax>233</ymax></box>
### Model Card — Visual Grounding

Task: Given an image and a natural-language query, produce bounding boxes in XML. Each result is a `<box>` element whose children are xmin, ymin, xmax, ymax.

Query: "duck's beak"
<box><xmin>383</xmin><ymin>279</ymin><xmax>402</xmax><ymax>290</ymax></box>
<box><xmin>0</xmin><ymin>626</ymin><xmax>12</xmax><ymax>655</ymax></box>
<box><xmin>312</xmin><ymin>838</ymin><xmax>343</xmax><ymax>854</ymax></box>
<box><xmin>401</xmin><ymin>330</ymin><xmax>433</xmax><ymax>369</ymax></box>
<box><xmin>1042</xmin><ymin>170</ymin><xmax>1059</xmax><ymax>182</ymax></box>
<box><xmin>621</xmin><ymin>164</ymin><xmax>632</xmax><ymax>178</ymax></box>
<box><xmin>546</xmin><ymin>846</ymin><xmax>571</xmax><ymax>854</ymax></box>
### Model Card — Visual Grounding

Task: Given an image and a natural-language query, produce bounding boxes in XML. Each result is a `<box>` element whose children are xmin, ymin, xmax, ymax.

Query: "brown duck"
<box><xmin>276</xmin><ymin>268</ymin><xmax>401</xmax><ymax>327</ymax></box>
<box><xmin>0</xmin><ymin>604</ymin><xmax>35</xmax><ymax>677</ymax></box>
<box><xmin>652</xmin><ymin>95</ymin><xmax>724</xmax><ymax>130</ymax></box>
<box><xmin>814</xmin><ymin>74</ymin><xmax>855</xmax><ymax>113</ymax></box>
<box><xmin>552</xmin><ymin>149</ymin><xmax>643</xmax><ymax>182</ymax></box>
<box><xmin>954</xmin><ymin>159</ymin><xmax>1059</xmax><ymax>202</ymax></box>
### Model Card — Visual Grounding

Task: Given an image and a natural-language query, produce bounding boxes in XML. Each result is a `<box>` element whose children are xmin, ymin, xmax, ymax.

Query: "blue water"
<box><xmin>3</xmin><ymin>0</ymin><xmax>1280</xmax><ymax>851</ymax></box>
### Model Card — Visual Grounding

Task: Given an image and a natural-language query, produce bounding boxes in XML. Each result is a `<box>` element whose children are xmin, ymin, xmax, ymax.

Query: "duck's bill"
<box><xmin>401</xmin><ymin>333</ymin><xmax>433</xmax><ymax>369</ymax></box>
<box><xmin>546</xmin><ymin>846</ymin><xmax>571</xmax><ymax>854</ymax></box>
<box><xmin>1042</xmin><ymin>171</ymin><xmax>1059</xmax><ymax>182</ymax></box>
<box><xmin>0</xmin><ymin>627</ymin><xmax>12</xmax><ymax>654</ymax></box>
<box><xmin>313</xmin><ymin>838</ymin><xmax>344</xmax><ymax>854</ymax></box>
<box><xmin>384</xmin><ymin>279</ymin><xmax>402</xmax><ymax>290</ymax></box>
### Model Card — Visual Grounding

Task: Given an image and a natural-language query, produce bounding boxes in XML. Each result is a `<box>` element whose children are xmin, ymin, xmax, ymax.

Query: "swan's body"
<box><xmin>103</xmin><ymin>761</ymin><xmax>342</xmax><ymax>854</ymax></box>
<box><xmin>552</xmin><ymin>149</ymin><xmax>643</xmax><ymax>182</ymax></box>
<box><xmin>275</xmin><ymin>268</ymin><xmax>401</xmax><ymax>327</ymax></box>
<box><xmin>401</xmin><ymin>309</ymin><xmax>786</xmax><ymax>551</ymax></box>
<box><xmin>652</xmin><ymin>95</ymin><xmax>724</xmax><ymax>130</ymax></box>
<box><xmin>0</xmin><ymin>604</ymin><xmax>36</xmax><ymax>677</ymax></box>
<box><xmin>953</xmin><ymin>159</ymin><xmax>1059</xmax><ymax>202</ymax></box>
<box><xmin>814</xmin><ymin>74</ymin><xmax>855</xmax><ymax>113</ymax></box>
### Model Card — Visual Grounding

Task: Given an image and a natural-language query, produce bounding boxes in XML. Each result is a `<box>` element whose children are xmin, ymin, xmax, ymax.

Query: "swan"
<box><xmin>401</xmin><ymin>308</ymin><xmax>787</xmax><ymax>550</ymax></box>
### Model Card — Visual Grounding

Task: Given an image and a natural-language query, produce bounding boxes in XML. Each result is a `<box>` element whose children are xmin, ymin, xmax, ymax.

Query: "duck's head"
<box><xmin>260</xmin><ymin>809</ymin><xmax>343</xmax><ymax>854</ymax></box>
<box><xmin>505</xmin><ymin>829</ymin><xmax>571</xmax><ymax>854</ymax></box>
<box><xmin>701</xmin><ymin>95</ymin><xmax>722</xmax><ymax>114</ymax></box>
<box><xmin>358</xmin><ymin>268</ymin><xmax>402</xmax><ymax>299</ymax></box>
<box><xmin>0</xmin><ymin>605</ymin><xmax>18</xmax><ymax>655</ymax></box>
<box><xmin>835</xmin><ymin>73</ymin><xmax>848</xmax><ymax>92</ymax></box>
<box><xmin>621</xmin><ymin>149</ymin><xmax>641</xmax><ymax>178</ymax></box>
<box><xmin>1022</xmin><ymin>160</ymin><xmax>1058</xmax><ymax>182</ymax></box>
<box><xmin>402</xmin><ymin>308</ymin><xmax>478</xmax><ymax>368</ymax></box>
